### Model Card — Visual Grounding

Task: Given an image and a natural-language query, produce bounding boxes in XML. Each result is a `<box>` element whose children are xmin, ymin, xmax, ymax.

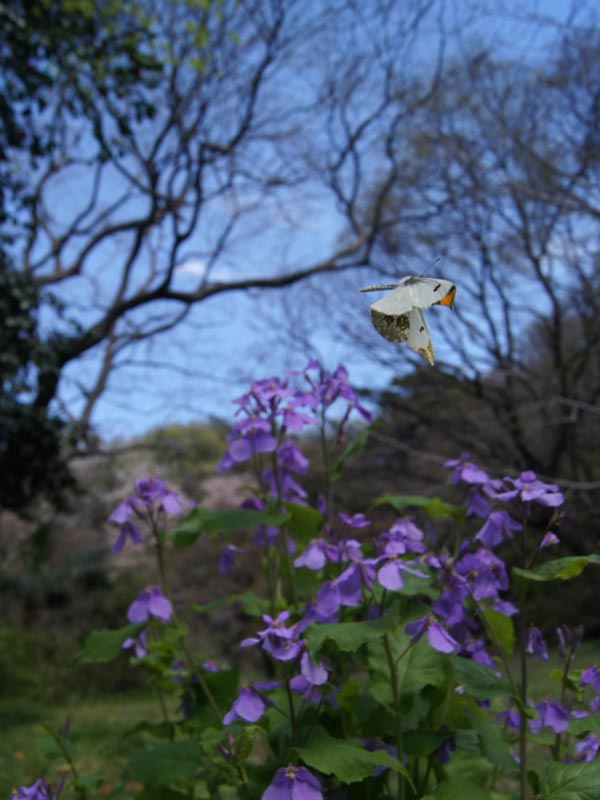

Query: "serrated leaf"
<box><xmin>451</xmin><ymin>656</ymin><xmax>511</xmax><ymax>700</ymax></box>
<box><xmin>296</xmin><ymin>728</ymin><xmax>413</xmax><ymax>786</ymax></box>
<box><xmin>128</xmin><ymin>740</ymin><xmax>202</xmax><ymax>786</ymax></box>
<box><xmin>539</xmin><ymin>760</ymin><xmax>600</xmax><ymax>800</ymax></box>
<box><xmin>76</xmin><ymin>623</ymin><xmax>145</xmax><ymax>663</ymax></box>
<box><xmin>167</xmin><ymin>507</ymin><xmax>288</xmax><ymax>545</ymax></box>
<box><xmin>329</xmin><ymin>427</ymin><xmax>369</xmax><ymax>483</ymax></box>
<box><xmin>513</xmin><ymin>555</ymin><xmax>600</xmax><ymax>583</ymax></box>
<box><xmin>483</xmin><ymin>607</ymin><xmax>515</xmax><ymax>657</ymax></box>
<box><xmin>306</xmin><ymin>614</ymin><xmax>399</xmax><ymax>655</ymax></box>
<box><xmin>371</xmin><ymin>493</ymin><xmax>465</xmax><ymax>520</ymax></box>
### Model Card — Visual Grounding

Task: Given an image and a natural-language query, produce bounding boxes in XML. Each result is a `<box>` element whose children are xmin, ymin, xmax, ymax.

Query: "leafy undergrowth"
<box><xmin>0</xmin><ymin>692</ymin><xmax>171</xmax><ymax>798</ymax></box>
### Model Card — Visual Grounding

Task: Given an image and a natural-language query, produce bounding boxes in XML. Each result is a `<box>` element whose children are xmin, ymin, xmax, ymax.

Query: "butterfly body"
<box><xmin>360</xmin><ymin>276</ymin><xmax>456</xmax><ymax>365</ymax></box>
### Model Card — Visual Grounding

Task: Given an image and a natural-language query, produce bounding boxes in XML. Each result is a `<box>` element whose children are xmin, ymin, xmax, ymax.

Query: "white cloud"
<box><xmin>176</xmin><ymin>259</ymin><xmax>234</xmax><ymax>281</ymax></box>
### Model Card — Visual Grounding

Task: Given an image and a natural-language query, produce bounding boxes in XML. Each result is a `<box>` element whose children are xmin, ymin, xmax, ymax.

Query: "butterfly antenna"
<box><xmin>420</xmin><ymin>257</ymin><xmax>441</xmax><ymax>277</ymax></box>
<box><xmin>360</xmin><ymin>283</ymin><xmax>400</xmax><ymax>292</ymax></box>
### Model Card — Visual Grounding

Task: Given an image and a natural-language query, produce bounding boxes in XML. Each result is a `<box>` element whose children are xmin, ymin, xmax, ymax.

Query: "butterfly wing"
<box><xmin>370</xmin><ymin>307</ymin><xmax>411</xmax><ymax>342</ymax></box>
<box><xmin>365</xmin><ymin>275</ymin><xmax>454</xmax><ymax>365</ymax></box>
<box><xmin>403</xmin><ymin>277</ymin><xmax>456</xmax><ymax>310</ymax></box>
<box><xmin>370</xmin><ymin>306</ymin><xmax>435</xmax><ymax>364</ymax></box>
<box><xmin>407</xmin><ymin>307</ymin><xmax>435</xmax><ymax>365</ymax></box>
<box><xmin>370</xmin><ymin>284</ymin><xmax>413</xmax><ymax>317</ymax></box>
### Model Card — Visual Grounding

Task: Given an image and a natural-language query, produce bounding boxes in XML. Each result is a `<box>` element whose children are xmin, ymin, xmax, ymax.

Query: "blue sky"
<box><xmin>37</xmin><ymin>0</ymin><xmax>586</xmax><ymax>441</ymax></box>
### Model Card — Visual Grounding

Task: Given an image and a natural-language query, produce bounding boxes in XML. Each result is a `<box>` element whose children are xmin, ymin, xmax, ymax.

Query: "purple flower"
<box><xmin>110</xmin><ymin>519</ymin><xmax>144</xmax><ymax>553</ymax></box>
<box><xmin>557</xmin><ymin>625</ymin><xmax>583</xmax><ymax>657</ymax></box>
<box><xmin>282</xmin><ymin>407</ymin><xmax>318</xmax><ymax>433</ymax></box>
<box><xmin>219</xmin><ymin>544</ymin><xmax>244</xmax><ymax>576</ymax></box>
<box><xmin>123</xmin><ymin>628</ymin><xmax>149</xmax><ymax>658</ymax></box>
<box><xmin>576</xmin><ymin>733</ymin><xmax>600</xmax><ymax>762</ymax></box>
<box><xmin>540</xmin><ymin>531</ymin><xmax>560</xmax><ymax>548</ymax></box>
<box><xmin>456</xmin><ymin>548</ymin><xmax>508</xmax><ymax>601</ymax></box>
<box><xmin>334</xmin><ymin>560</ymin><xmax>375</xmax><ymax>606</ymax></box>
<box><xmin>526</xmin><ymin>626</ymin><xmax>549</xmax><ymax>661</ymax></box>
<box><xmin>108</xmin><ymin>478</ymin><xmax>186</xmax><ymax>551</ymax></box>
<box><xmin>337</xmin><ymin>538</ymin><xmax>363</xmax><ymax>562</ymax></box>
<box><xmin>435</xmin><ymin>734</ymin><xmax>457</xmax><ymax>764</ymax></box>
<box><xmin>300</xmin><ymin>651</ymin><xmax>329</xmax><ymax>686</ymax></box>
<box><xmin>498</xmin><ymin>706</ymin><xmax>521</xmax><ymax>729</ymax></box>
<box><xmin>262</xmin><ymin>468</ymin><xmax>307</xmax><ymax>503</ymax></box>
<box><xmin>380</xmin><ymin>519</ymin><xmax>425</xmax><ymax>554</ymax></box>
<box><xmin>475</xmin><ymin>510</ymin><xmax>522</xmax><ymax>548</ymax></box>
<box><xmin>229</xmin><ymin>427</ymin><xmax>278</xmax><ymax>463</ymax></box>
<box><xmin>241</xmin><ymin>611</ymin><xmax>305</xmax><ymax>662</ymax></box>
<box><xmin>529</xmin><ymin>697</ymin><xmax>569</xmax><ymax>734</ymax></box>
<box><xmin>223</xmin><ymin>680</ymin><xmax>280</xmax><ymax>725</ymax></box>
<box><xmin>364</xmin><ymin>737</ymin><xmax>399</xmax><ymax>775</ymax></box>
<box><xmin>11</xmin><ymin>780</ymin><xmax>55</xmax><ymax>800</ymax></box>
<box><xmin>339</xmin><ymin>512</ymin><xmax>371</xmax><ymax>529</ymax></box>
<box><xmin>405</xmin><ymin>614</ymin><xmax>460</xmax><ymax>653</ymax></box>
<box><xmin>290</xmin><ymin>674</ymin><xmax>339</xmax><ymax>707</ymax></box>
<box><xmin>262</xmin><ymin>766</ymin><xmax>323</xmax><ymax>800</ymax></box>
<box><xmin>294</xmin><ymin>539</ymin><xmax>336</xmax><ymax>570</ymax></box>
<box><xmin>445</xmin><ymin>454</ymin><xmax>491</xmax><ymax>486</ymax></box>
<box><xmin>277</xmin><ymin>440</ymin><xmax>309</xmax><ymax>474</ymax></box>
<box><xmin>582</xmin><ymin>665</ymin><xmax>600</xmax><ymax>693</ymax></box>
<box><xmin>376</xmin><ymin>542</ymin><xmax>428</xmax><ymax>591</ymax></box>
<box><xmin>127</xmin><ymin>586</ymin><xmax>173</xmax><ymax>623</ymax></box>
<box><xmin>466</xmin><ymin>488</ymin><xmax>492</xmax><ymax>518</ymax></box>
<box><xmin>312</xmin><ymin>581</ymin><xmax>341</xmax><ymax>620</ymax></box>
<box><xmin>497</xmin><ymin>471</ymin><xmax>564</xmax><ymax>507</ymax></box>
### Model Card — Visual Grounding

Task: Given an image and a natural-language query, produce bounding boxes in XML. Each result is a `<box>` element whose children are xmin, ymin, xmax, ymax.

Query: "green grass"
<box><xmin>0</xmin><ymin>692</ymin><xmax>167</xmax><ymax>797</ymax></box>
<box><xmin>2</xmin><ymin>642</ymin><xmax>599</xmax><ymax>797</ymax></box>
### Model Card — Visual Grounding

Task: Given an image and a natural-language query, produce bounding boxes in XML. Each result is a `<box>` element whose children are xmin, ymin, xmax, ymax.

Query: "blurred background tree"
<box><xmin>1</xmin><ymin>0</ymin><xmax>599</xmax><ymax>641</ymax></box>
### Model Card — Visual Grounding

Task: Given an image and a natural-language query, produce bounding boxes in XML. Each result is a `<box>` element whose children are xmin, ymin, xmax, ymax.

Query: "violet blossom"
<box><xmin>223</xmin><ymin>680</ymin><xmax>280</xmax><ymax>725</ymax></box>
<box><xmin>127</xmin><ymin>586</ymin><xmax>173</xmax><ymax>624</ymax></box>
<box><xmin>262</xmin><ymin>766</ymin><xmax>323</xmax><ymax>800</ymax></box>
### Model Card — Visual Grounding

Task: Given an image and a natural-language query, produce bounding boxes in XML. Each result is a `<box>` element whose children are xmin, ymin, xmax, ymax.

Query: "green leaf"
<box><xmin>513</xmin><ymin>555</ymin><xmax>600</xmax><ymax>583</ymax></box>
<box><xmin>397</xmin><ymin>636</ymin><xmax>452</xmax><ymax>694</ymax></box>
<box><xmin>569</xmin><ymin>715</ymin><xmax>600</xmax><ymax>736</ymax></box>
<box><xmin>236</xmin><ymin>591</ymin><xmax>272</xmax><ymax>617</ymax></box>
<box><xmin>402</xmin><ymin>731</ymin><xmax>452</xmax><ymax>757</ymax></box>
<box><xmin>467</xmin><ymin>707</ymin><xmax>519</xmax><ymax>771</ymax></box>
<box><xmin>425</xmin><ymin>778</ymin><xmax>490</xmax><ymax>800</ymax></box>
<box><xmin>167</xmin><ymin>507</ymin><xmax>289</xmax><ymax>545</ymax></box>
<box><xmin>329</xmin><ymin>427</ymin><xmax>369</xmax><ymax>483</ymax></box>
<box><xmin>371</xmin><ymin>493</ymin><xmax>465</xmax><ymax>520</ymax></box>
<box><xmin>296</xmin><ymin>728</ymin><xmax>413</xmax><ymax>786</ymax></box>
<box><xmin>451</xmin><ymin>656</ymin><xmax>512</xmax><ymax>700</ymax></box>
<box><xmin>282</xmin><ymin>501</ymin><xmax>324</xmax><ymax>541</ymax></box>
<box><xmin>482</xmin><ymin>607</ymin><xmax>515</xmax><ymax>657</ymax></box>
<box><xmin>539</xmin><ymin>760</ymin><xmax>600</xmax><ymax>800</ymax></box>
<box><xmin>128</xmin><ymin>740</ymin><xmax>202</xmax><ymax>786</ymax></box>
<box><xmin>76</xmin><ymin>623</ymin><xmax>145</xmax><ymax>663</ymax></box>
<box><xmin>189</xmin><ymin>596</ymin><xmax>237</xmax><ymax>614</ymax></box>
<box><xmin>306</xmin><ymin>614</ymin><xmax>399</xmax><ymax>655</ymax></box>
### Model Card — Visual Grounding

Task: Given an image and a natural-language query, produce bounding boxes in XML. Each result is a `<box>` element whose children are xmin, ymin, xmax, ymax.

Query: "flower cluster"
<box><xmin>217</xmin><ymin>361</ymin><xmax>371</xmax><ymax>501</ymax></box>
<box><xmin>11</xmin><ymin>781</ymin><xmax>55</xmax><ymax>800</ymax></box>
<box><xmin>108</xmin><ymin>477</ymin><xmax>186</xmax><ymax>552</ymax></box>
<box><xmin>82</xmin><ymin>366</ymin><xmax>600</xmax><ymax>800</ymax></box>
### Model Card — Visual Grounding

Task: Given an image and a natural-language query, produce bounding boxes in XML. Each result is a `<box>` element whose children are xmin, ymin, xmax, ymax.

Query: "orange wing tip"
<box><xmin>437</xmin><ymin>285</ymin><xmax>456</xmax><ymax>308</ymax></box>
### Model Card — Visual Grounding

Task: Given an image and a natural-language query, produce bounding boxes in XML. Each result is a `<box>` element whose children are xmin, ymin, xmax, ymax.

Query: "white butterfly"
<box><xmin>360</xmin><ymin>275</ymin><xmax>456</xmax><ymax>365</ymax></box>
